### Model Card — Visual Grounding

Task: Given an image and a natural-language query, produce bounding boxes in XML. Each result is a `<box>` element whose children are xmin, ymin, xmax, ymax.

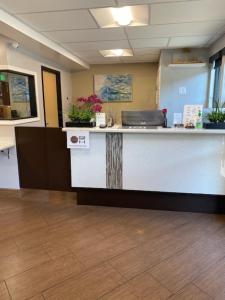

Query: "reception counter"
<box><xmin>63</xmin><ymin>126</ymin><xmax>225</xmax><ymax>212</ymax></box>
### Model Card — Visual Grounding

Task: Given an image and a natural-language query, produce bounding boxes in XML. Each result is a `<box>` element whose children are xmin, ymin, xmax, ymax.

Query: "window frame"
<box><xmin>0</xmin><ymin>65</ymin><xmax>40</xmax><ymax>122</ymax></box>
<box><xmin>208</xmin><ymin>49</ymin><xmax>225</xmax><ymax>107</ymax></box>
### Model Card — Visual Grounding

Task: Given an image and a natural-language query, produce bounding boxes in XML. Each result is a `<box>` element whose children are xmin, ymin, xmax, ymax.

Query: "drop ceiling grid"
<box><xmin>0</xmin><ymin>0</ymin><xmax>118</xmax><ymax>14</ymax></box>
<box><xmin>0</xmin><ymin>0</ymin><xmax>224</xmax><ymax>63</ymax></box>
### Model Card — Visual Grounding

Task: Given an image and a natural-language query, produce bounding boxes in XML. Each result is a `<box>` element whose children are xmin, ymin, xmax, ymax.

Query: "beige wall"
<box><xmin>72</xmin><ymin>63</ymin><xmax>158</xmax><ymax>123</ymax></box>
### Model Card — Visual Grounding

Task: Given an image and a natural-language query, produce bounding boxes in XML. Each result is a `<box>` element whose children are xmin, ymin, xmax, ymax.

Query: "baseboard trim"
<box><xmin>76</xmin><ymin>188</ymin><xmax>225</xmax><ymax>214</ymax></box>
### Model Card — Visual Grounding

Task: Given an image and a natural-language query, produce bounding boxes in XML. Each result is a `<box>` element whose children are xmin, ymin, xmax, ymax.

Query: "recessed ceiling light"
<box><xmin>111</xmin><ymin>49</ymin><xmax>124</xmax><ymax>56</ymax></box>
<box><xmin>111</xmin><ymin>7</ymin><xmax>133</xmax><ymax>26</ymax></box>
<box><xmin>100</xmin><ymin>49</ymin><xmax>133</xmax><ymax>57</ymax></box>
<box><xmin>90</xmin><ymin>5</ymin><xmax>148</xmax><ymax>28</ymax></box>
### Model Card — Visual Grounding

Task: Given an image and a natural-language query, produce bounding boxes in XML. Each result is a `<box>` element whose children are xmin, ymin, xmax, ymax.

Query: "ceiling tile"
<box><xmin>86</xmin><ymin>57</ymin><xmax>121</xmax><ymax>64</ymax></box>
<box><xmin>133</xmin><ymin>48</ymin><xmax>161</xmax><ymax>55</ymax></box>
<box><xmin>72</xmin><ymin>50</ymin><xmax>103</xmax><ymax>58</ymax></box>
<box><xmin>118</xmin><ymin>0</ymin><xmax>149</xmax><ymax>4</ymax></box>
<box><xmin>16</xmin><ymin>10</ymin><xmax>98</xmax><ymax>31</ymax></box>
<box><xmin>121</xmin><ymin>55</ymin><xmax>159</xmax><ymax>63</ymax></box>
<box><xmin>133</xmin><ymin>53</ymin><xmax>160</xmax><ymax>59</ymax></box>
<box><xmin>151</xmin><ymin>0</ymin><xmax>225</xmax><ymax>25</ymax></box>
<box><xmin>126</xmin><ymin>21</ymin><xmax>225</xmax><ymax>39</ymax></box>
<box><xmin>130</xmin><ymin>38</ymin><xmax>168</xmax><ymax>48</ymax></box>
<box><xmin>168</xmin><ymin>36</ymin><xmax>211</xmax><ymax>48</ymax></box>
<box><xmin>80</xmin><ymin>51</ymin><xmax>159</xmax><ymax>63</ymax></box>
<box><xmin>62</xmin><ymin>40</ymin><xmax>130</xmax><ymax>51</ymax></box>
<box><xmin>0</xmin><ymin>0</ymin><xmax>116</xmax><ymax>14</ymax></box>
<box><xmin>118</xmin><ymin>0</ymin><xmax>187</xmax><ymax>4</ymax></box>
<box><xmin>44</xmin><ymin>28</ymin><xmax>126</xmax><ymax>43</ymax></box>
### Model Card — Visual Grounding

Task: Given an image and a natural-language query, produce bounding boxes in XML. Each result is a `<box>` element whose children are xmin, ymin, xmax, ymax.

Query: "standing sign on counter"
<box><xmin>173</xmin><ymin>113</ymin><xmax>183</xmax><ymax>126</ymax></box>
<box><xmin>67</xmin><ymin>131</ymin><xmax>89</xmax><ymax>149</ymax></box>
<box><xmin>183</xmin><ymin>105</ymin><xmax>203</xmax><ymax>127</ymax></box>
<box><xmin>96</xmin><ymin>113</ymin><xmax>106</xmax><ymax>127</ymax></box>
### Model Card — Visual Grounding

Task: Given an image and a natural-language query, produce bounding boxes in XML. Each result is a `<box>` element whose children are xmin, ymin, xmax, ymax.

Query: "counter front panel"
<box><xmin>66</xmin><ymin>128</ymin><xmax>225</xmax><ymax>196</ymax></box>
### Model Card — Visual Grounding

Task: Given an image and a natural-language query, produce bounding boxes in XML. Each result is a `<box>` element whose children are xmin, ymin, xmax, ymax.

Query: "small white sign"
<box><xmin>173</xmin><ymin>113</ymin><xmax>182</xmax><ymax>125</ymax></box>
<box><xmin>96</xmin><ymin>113</ymin><xmax>106</xmax><ymax>127</ymax></box>
<box><xmin>67</xmin><ymin>131</ymin><xmax>89</xmax><ymax>149</ymax></box>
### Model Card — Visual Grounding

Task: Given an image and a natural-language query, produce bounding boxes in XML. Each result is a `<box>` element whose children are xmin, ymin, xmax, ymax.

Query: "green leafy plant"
<box><xmin>207</xmin><ymin>101</ymin><xmax>225</xmax><ymax>123</ymax></box>
<box><xmin>68</xmin><ymin>105</ymin><xmax>94</xmax><ymax>122</ymax></box>
<box><xmin>68</xmin><ymin>95</ymin><xmax>102</xmax><ymax>122</ymax></box>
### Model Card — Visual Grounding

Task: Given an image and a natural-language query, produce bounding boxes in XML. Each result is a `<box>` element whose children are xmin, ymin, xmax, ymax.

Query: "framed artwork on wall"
<box><xmin>94</xmin><ymin>74</ymin><xmax>133</xmax><ymax>102</ymax></box>
<box><xmin>9</xmin><ymin>73</ymin><xmax>30</xmax><ymax>103</ymax></box>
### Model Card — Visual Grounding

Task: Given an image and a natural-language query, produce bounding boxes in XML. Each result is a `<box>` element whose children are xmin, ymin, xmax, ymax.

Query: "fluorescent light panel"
<box><xmin>100</xmin><ymin>49</ymin><xmax>133</xmax><ymax>57</ymax></box>
<box><xmin>111</xmin><ymin>7</ymin><xmax>133</xmax><ymax>26</ymax></box>
<box><xmin>90</xmin><ymin>5</ymin><xmax>148</xmax><ymax>28</ymax></box>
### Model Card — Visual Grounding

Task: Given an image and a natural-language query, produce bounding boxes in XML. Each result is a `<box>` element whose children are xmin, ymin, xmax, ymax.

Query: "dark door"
<box><xmin>15</xmin><ymin>127</ymin><xmax>72</xmax><ymax>191</ymax></box>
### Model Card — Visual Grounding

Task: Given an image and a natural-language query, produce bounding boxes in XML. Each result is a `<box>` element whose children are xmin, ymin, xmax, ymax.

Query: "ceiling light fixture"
<box><xmin>99</xmin><ymin>49</ymin><xmax>133</xmax><ymax>57</ymax></box>
<box><xmin>111</xmin><ymin>49</ymin><xmax>124</xmax><ymax>56</ymax></box>
<box><xmin>111</xmin><ymin>6</ymin><xmax>133</xmax><ymax>26</ymax></box>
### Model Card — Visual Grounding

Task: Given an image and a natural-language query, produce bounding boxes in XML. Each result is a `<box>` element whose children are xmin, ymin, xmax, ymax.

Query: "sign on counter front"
<box><xmin>67</xmin><ymin>131</ymin><xmax>89</xmax><ymax>149</ymax></box>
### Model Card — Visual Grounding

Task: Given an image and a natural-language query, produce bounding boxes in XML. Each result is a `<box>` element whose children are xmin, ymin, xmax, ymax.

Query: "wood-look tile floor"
<box><xmin>0</xmin><ymin>189</ymin><xmax>224</xmax><ymax>300</ymax></box>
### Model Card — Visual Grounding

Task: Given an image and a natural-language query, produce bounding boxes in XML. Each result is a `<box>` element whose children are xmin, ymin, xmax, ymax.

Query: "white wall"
<box><xmin>6</xmin><ymin>47</ymin><xmax>73</xmax><ymax>127</ymax></box>
<box><xmin>159</xmin><ymin>49</ymin><xmax>209</xmax><ymax>126</ymax></box>
<box><xmin>0</xmin><ymin>126</ymin><xmax>19</xmax><ymax>189</ymax></box>
<box><xmin>0</xmin><ymin>38</ymin><xmax>74</xmax><ymax>189</ymax></box>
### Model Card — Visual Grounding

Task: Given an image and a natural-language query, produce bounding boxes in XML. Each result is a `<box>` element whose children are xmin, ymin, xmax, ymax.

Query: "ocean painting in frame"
<box><xmin>94</xmin><ymin>74</ymin><xmax>132</xmax><ymax>102</ymax></box>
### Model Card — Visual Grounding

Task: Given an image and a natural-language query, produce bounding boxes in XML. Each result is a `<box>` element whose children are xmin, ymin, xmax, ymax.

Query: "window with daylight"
<box><xmin>208</xmin><ymin>49</ymin><xmax>225</xmax><ymax>108</ymax></box>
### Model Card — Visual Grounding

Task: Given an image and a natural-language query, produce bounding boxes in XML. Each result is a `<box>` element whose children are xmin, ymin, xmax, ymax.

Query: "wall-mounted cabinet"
<box><xmin>0</xmin><ymin>70</ymin><xmax>37</xmax><ymax>120</ymax></box>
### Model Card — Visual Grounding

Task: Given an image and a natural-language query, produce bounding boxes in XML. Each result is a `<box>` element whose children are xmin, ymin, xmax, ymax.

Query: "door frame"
<box><xmin>41</xmin><ymin>66</ymin><xmax>63</xmax><ymax>127</ymax></box>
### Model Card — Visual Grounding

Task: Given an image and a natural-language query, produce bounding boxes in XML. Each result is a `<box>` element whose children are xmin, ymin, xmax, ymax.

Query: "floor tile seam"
<box><xmin>191</xmin><ymin>254</ymin><xmax>225</xmax><ymax>293</ymax></box>
<box><xmin>3</xmin><ymin>255</ymin><xmax>53</xmax><ymax>282</ymax></box>
<box><xmin>13</xmin><ymin>220</ymin><xmax>96</xmax><ymax>250</ymax></box>
<box><xmin>105</xmin><ymin>236</ymin><xmax>197</xmax><ymax>282</ymax></box>
<box><xmin>105</xmin><ymin>260</ymin><xmax>171</xmax><ymax>299</ymax></box>
<box><xmin>192</xmin><ymin>282</ymin><xmax>214</xmax><ymax>299</ymax></box>
<box><xmin>165</xmin><ymin>281</ymin><xmax>213</xmax><ymax>300</ymax></box>
<box><xmin>70</xmin><ymin>242</ymin><xmax>139</xmax><ymax>272</ymax></box>
<box><xmin>97</xmin><ymin>280</ymin><xmax>138</xmax><ymax>300</ymax></box>
<box><xmin>13</xmin><ymin>239</ymin><xmax>52</xmax><ymax>252</ymax></box>
<box><xmin>7</xmin><ymin>265</ymin><xmax>86</xmax><ymax>300</ymax></box>
<box><xmin>148</xmin><ymin>253</ymin><xmax>225</xmax><ymax>294</ymax></box>
<box><xmin>42</xmin><ymin>209</ymin><xmax>93</xmax><ymax>225</ymax></box>
<box><xmin>0</xmin><ymin>248</ymin><xmax>50</xmax><ymax>269</ymax></box>
<box><xmin>69</xmin><ymin>251</ymin><xmax>87</xmax><ymax>270</ymax></box>
<box><xmin>7</xmin><ymin>224</ymin><xmax>49</xmax><ymax>242</ymax></box>
<box><xmin>4</xmin><ymin>280</ymin><xmax>13</xmax><ymax>300</ymax></box>
<box><xmin>91</xmin><ymin>226</ymin><xmax>141</xmax><ymax>247</ymax></box>
<box><xmin>45</xmin><ymin>214</ymin><xmax>101</xmax><ymax>234</ymax></box>
<box><xmin>39</xmin><ymin>261</ymin><xmax>122</xmax><ymax>298</ymax></box>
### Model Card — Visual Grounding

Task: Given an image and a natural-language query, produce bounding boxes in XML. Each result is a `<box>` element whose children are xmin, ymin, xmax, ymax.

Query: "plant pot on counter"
<box><xmin>65</xmin><ymin>120</ymin><xmax>96</xmax><ymax>128</ymax></box>
<box><xmin>203</xmin><ymin>122</ymin><xmax>225</xmax><ymax>129</ymax></box>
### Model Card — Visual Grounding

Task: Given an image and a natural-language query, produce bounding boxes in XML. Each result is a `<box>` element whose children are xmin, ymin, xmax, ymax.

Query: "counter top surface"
<box><xmin>0</xmin><ymin>117</ymin><xmax>40</xmax><ymax>126</ymax></box>
<box><xmin>63</xmin><ymin>126</ymin><xmax>225</xmax><ymax>135</ymax></box>
<box><xmin>0</xmin><ymin>141</ymin><xmax>15</xmax><ymax>151</ymax></box>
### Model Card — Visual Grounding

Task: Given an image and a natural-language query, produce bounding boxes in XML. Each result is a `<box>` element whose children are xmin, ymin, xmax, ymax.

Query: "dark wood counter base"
<box><xmin>76</xmin><ymin>188</ymin><xmax>225</xmax><ymax>214</ymax></box>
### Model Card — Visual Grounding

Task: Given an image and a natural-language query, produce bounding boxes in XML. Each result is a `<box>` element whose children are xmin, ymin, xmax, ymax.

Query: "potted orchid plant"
<box><xmin>66</xmin><ymin>94</ymin><xmax>103</xmax><ymax>127</ymax></box>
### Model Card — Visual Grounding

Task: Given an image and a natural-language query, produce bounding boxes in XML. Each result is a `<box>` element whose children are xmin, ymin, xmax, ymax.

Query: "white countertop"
<box><xmin>63</xmin><ymin>125</ymin><xmax>225</xmax><ymax>135</ymax></box>
<box><xmin>0</xmin><ymin>141</ymin><xmax>15</xmax><ymax>151</ymax></box>
<box><xmin>0</xmin><ymin>117</ymin><xmax>40</xmax><ymax>126</ymax></box>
